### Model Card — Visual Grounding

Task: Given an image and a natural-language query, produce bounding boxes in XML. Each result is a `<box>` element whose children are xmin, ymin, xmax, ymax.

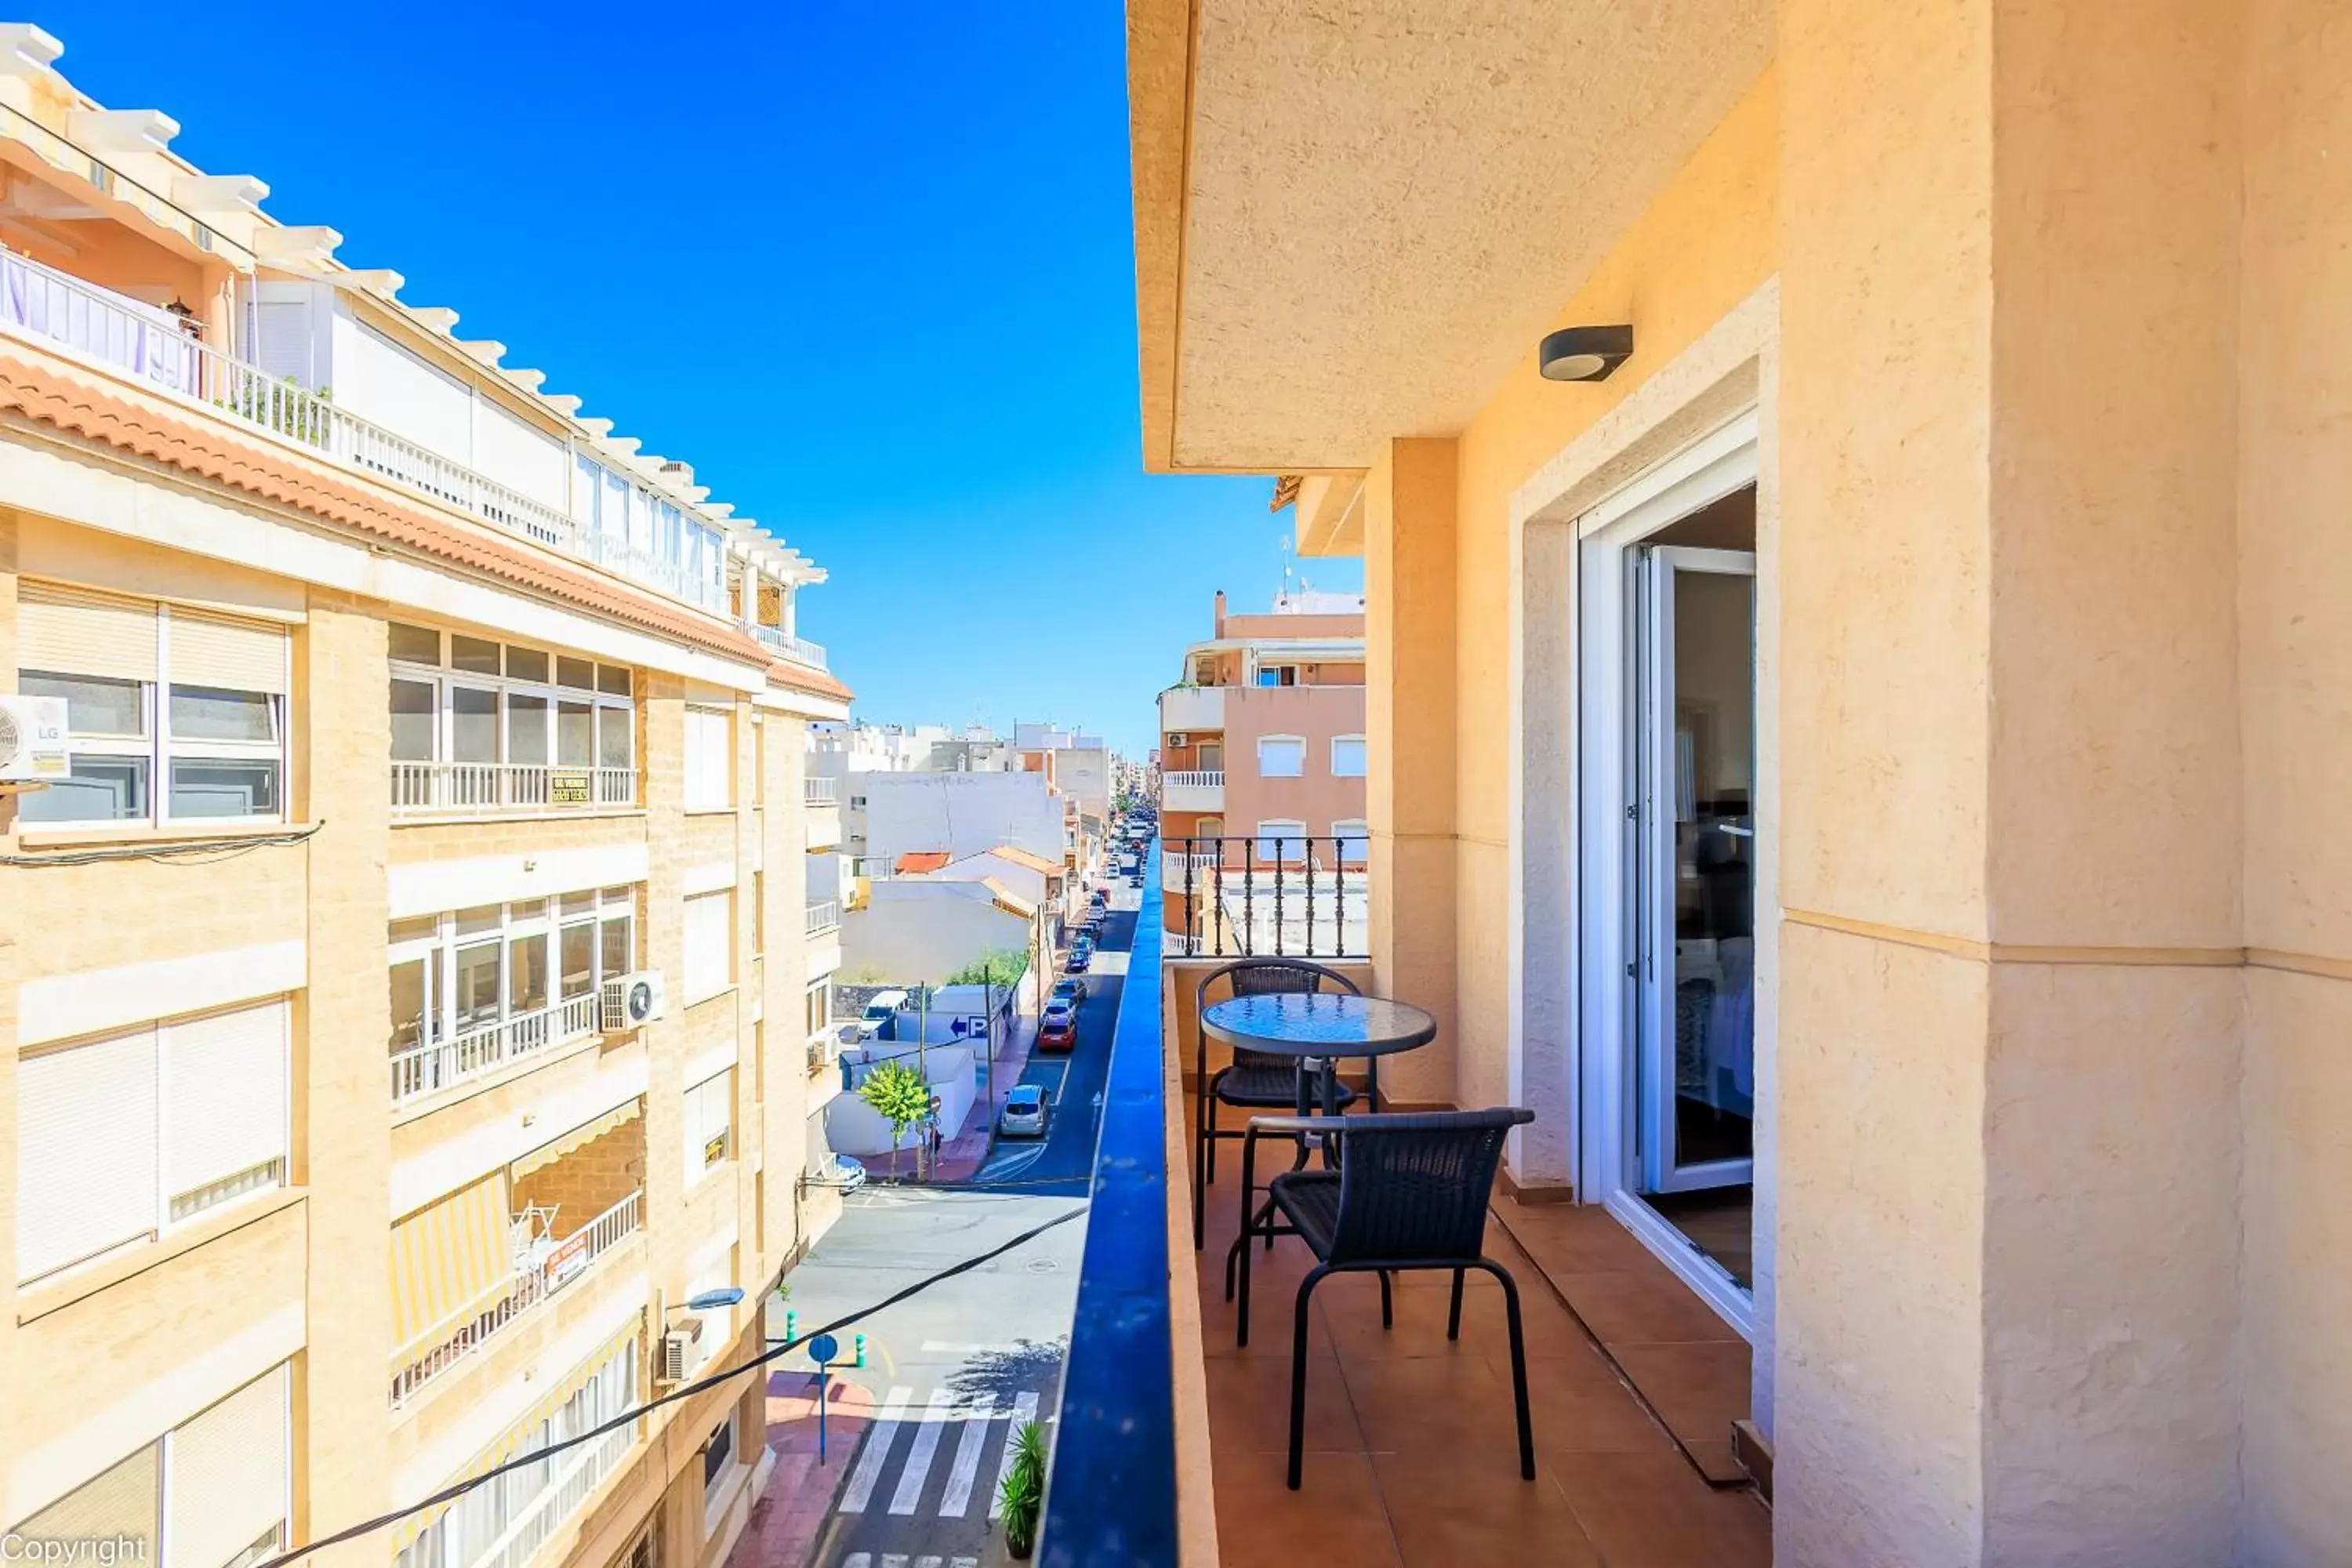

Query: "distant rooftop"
<box><xmin>1270</xmin><ymin>588</ymin><xmax>1366</xmax><ymax>615</ymax></box>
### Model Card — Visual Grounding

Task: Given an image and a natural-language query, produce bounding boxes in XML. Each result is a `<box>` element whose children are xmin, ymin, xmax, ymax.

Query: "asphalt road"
<box><xmin>778</xmin><ymin>877</ymin><xmax>1141</xmax><ymax>1566</ymax></box>
<box><xmin>970</xmin><ymin>884</ymin><xmax>1139</xmax><ymax>1190</ymax></box>
<box><xmin>775</xmin><ymin>1185</ymin><xmax>1088</xmax><ymax>1568</ymax></box>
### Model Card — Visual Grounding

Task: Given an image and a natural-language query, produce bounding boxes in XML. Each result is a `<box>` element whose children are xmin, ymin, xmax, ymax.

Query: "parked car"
<box><xmin>1038</xmin><ymin>1003</ymin><xmax>1080</xmax><ymax>1051</ymax></box>
<box><xmin>850</xmin><ymin>988</ymin><xmax>907</xmax><ymax>1042</ymax></box>
<box><xmin>1065</xmin><ymin>947</ymin><xmax>1091</xmax><ymax>974</ymax></box>
<box><xmin>999</xmin><ymin>1084</ymin><xmax>1050</xmax><ymax>1138</ymax></box>
<box><xmin>826</xmin><ymin>1153</ymin><xmax>867</xmax><ymax>1191</ymax></box>
<box><xmin>1051</xmin><ymin>978</ymin><xmax>1088</xmax><ymax>1007</ymax></box>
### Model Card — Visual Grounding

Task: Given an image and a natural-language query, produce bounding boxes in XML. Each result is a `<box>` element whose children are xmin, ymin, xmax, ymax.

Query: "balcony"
<box><xmin>1160</xmin><ymin>684</ymin><xmax>1227</xmax><ymax>735</ymax></box>
<box><xmin>805</xmin><ymin>899</ymin><xmax>841</xmax><ymax>938</ymax></box>
<box><xmin>389</xmin><ymin>993</ymin><xmax>601</xmax><ymax>1106</ymax></box>
<box><xmin>1162</xmin><ymin>769</ymin><xmax>1225</xmax><ymax>811</ymax></box>
<box><xmin>1161</xmin><ymin>835</ymin><xmax>1369</xmax><ymax>960</ymax></box>
<box><xmin>0</xmin><ymin>247</ymin><xmax>729</xmax><ymax>617</ymax></box>
<box><xmin>753</xmin><ymin>622</ymin><xmax>830</xmax><ymax>671</ymax></box>
<box><xmin>804</xmin><ymin>775</ymin><xmax>840</xmax><ymax>806</ymax></box>
<box><xmin>387</xmin><ymin>1189</ymin><xmax>641</xmax><ymax>1406</ymax></box>
<box><xmin>390</xmin><ymin>761</ymin><xmax>636</xmax><ymax>817</ymax></box>
<box><xmin>805</xmin><ymin>776</ymin><xmax>844</xmax><ymax>851</ymax></box>
<box><xmin>1041</xmin><ymin>840</ymin><xmax>1770</xmax><ymax>1566</ymax></box>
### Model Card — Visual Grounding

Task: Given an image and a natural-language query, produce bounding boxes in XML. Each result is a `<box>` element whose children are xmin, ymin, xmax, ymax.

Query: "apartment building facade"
<box><xmin>0</xmin><ymin>28</ymin><xmax>852</xmax><ymax>1568</ymax></box>
<box><xmin>1156</xmin><ymin>590</ymin><xmax>1365</xmax><ymax>953</ymax></box>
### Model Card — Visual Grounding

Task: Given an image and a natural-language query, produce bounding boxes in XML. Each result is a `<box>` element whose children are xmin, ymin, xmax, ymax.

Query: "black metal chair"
<box><xmin>1191</xmin><ymin>958</ymin><xmax>1363</xmax><ymax>1248</ymax></box>
<box><xmin>1235</xmin><ymin>1107</ymin><xmax>1537</xmax><ymax>1490</ymax></box>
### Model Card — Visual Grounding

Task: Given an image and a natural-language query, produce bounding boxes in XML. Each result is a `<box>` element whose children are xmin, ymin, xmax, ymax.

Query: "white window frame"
<box><xmin>16</xmin><ymin>1000</ymin><xmax>292</xmax><ymax>1285</ymax></box>
<box><xmin>1255</xmin><ymin>735</ymin><xmax>1306</xmax><ymax>779</ymax></box>
<box><xmin>388</xmin><ymin>624</ymin><xmax>635</xmax><ymax>804</ymax></box>
<box><xmin>1254</xmin><ymin>662</ymin><xmax>1300</xmax><ymax>688</ymax></box>
<box><xmin>1330</xmin><ymin>734</ymin><xmax>1367</xmax><ymax>779</ymax></box>
<box><xmin>804</xmin><ymin>979</ymin><xmax>830</xmax><ymax>1038</ymax></box>
<box><xmin>681</xmin><ymin>888</ymin><xmax>736</xmax><ymax>1004</ymax></box>
<box><xmin>684</xmin><ymin>705</ymin><xmax>735</xmax><ymax>812</ymax></box>
<box><xmin>1331</xmin><ymin>818</ymin><xmax>1370</xmax><ymax>866</ymax></box>
<box><xmin>389</xmin><ymin>890</ymin><xmax>635</xmax><ymax>1056</ymax></box>
<box><xmin>20</xmin><ymin>594</ymin><xmax>289</xmax><ymax>829</ymax></box>
<box><xmin>684</xmin><ymin>1069</ymin><xmax>734</xmax><ymax>1189</ymax></box>
<box><xmin>1253</xmin><ymin>818</ymin><xmax>1308</xmax><ymax>863</ymax></box>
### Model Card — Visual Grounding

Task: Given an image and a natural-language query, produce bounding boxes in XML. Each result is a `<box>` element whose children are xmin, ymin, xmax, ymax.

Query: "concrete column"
<box><xmin>296</xmin><ymin>593</ymin><xmax>394</xmax><ymax>1564</ymax></box>
<box><xmin>1363</xmin><ymin>437</ymin><xmax>1458</xmax><ymax>1109</ymax></box>
<box><xmin>1776</xmin><ymin>0</ymin><xmax>2245</xmax><ymax>1561</ymax></box>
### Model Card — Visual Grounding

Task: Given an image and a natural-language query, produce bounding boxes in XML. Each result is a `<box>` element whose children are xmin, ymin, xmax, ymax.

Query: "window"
<box><xmin>13</xmin><ymin>1363</ymin><xmax>289</xmax><ymax>1568</ymax></box>
<box><xmin>1254</xmin><ymin>819</ymin><xmax>1308</xmax><ymax>863</ymax></box>
<box><xmin>18</xmin><ymin>586</ymin><xmax>288</xmax><ymax>827</ymax></box>
<box><xmin>1256</xmin><ymin>735</ymin><xmax>1305</xmax><ymax>779</ymax></box>
<box><xmin>387</xmin><ymin>624</ymin><xmax>633</xmax><ymax>811</ymax></box>
<box><xmin>16</xmin><ymin>999</ymin><xmax>289</xmax><ymax>1283</ymax></box>
<box><xmin>682</xmin><ymin>889</ymin><xmax>735</xmax><ymax>1003</ymax></box>
<box><xmin>390</xmin><ymin>894</ymin><xmax>630</xmax><ymax>1098</ymax></box>
<box><xmin>804</xmin><ymin>980</ymin><xmax>831</xmax><ymax>1038</ymax></box>
<box><xmin>684</xmin><ymin>1070</ymin><xmax>733</xmax><ymax>1187</ymax></box>
<box><xmin>1255</xmin><ymin>663</ymin><xmax>1299</xmax><ymax>687</ymax></box>
<box><xmin>684</xmin><ymin>706</ymin><xmax>734</xmax><ymax>811</ymax></box>
<box><xmin>1330</xmin><ymin>735</ymin><xmax>1367</xmax><ymax>778</ymax></box>
<box><xmin>1333</xmin><ymin>819</ymin><xmax>1370</xmax><ymax>866</ymax></box>
<box><xmin>702</xmin><ymin>1412</ymin><xmax>736</xmax><ymax>1490</ymax></box>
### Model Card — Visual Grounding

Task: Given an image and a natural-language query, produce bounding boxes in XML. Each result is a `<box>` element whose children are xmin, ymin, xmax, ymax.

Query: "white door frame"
<box><xmin>1576</xmin><ymin>411</ymin><xmax>1760</xmax><ymax>1339</ymax></box>
<box><xmin>1637</xmin><ymin>545</ymin><xmax>1758</xmax><ymax>1195</ymax></box>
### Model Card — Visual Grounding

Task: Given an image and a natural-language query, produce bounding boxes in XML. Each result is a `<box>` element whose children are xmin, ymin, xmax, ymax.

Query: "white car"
<box><xmin>999</xmin><ymin>1085</ymin><xmax>1050</xmax><ymax>1138</ymax></box>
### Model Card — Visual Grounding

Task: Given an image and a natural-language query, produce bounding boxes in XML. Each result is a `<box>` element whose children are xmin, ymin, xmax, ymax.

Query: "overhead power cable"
<box><xmin>255</xmin><ymin>1200</ymin><xmax>1088</xmax><ymax>1568</ymax></box>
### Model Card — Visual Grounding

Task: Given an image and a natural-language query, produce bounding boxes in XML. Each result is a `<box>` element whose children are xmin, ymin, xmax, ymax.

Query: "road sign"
<box><xmin>808</xmin><ymin>1332</ymin><xmax>840</xmax><ymax>1365</ymax></box>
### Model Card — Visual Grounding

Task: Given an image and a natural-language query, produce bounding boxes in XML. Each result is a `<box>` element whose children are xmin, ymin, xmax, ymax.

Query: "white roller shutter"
<box><xmin>684</xmin><ymin>707</ymin><xmax>731</xmax><ymax>809</ymax></box>
<box><xmin>14</xmin><ymin>1442</ymin><xmax>160</xmax><ymax>1542</ymax></box>
<box><xmin>165</xmin><ymin>1365</ymin><xmax>287</xmax><ymax>1568</ymax></box>
<box><xmin>474</xmin><ymin>399</ymin><xmax>567</xmax><ymax>509</ymax></box>
<box><xmin>341</xmin><ymin>322</ymin><xmax>472</xmax><ymax>457</ymax></box>
<box><xmin>162</xmin><ymin>1002</ymin><xmax>288</xmax><ymax>1202</ymax></box>
<box><xmin>682</xmin><ymin>891</ymin><xmax>732</xmax><ymax>1003</ymax></box>
<box><xmin>169</xmin><ymin>614</ymin><xmax>288</xmax><ymax>695</ymax></box>
<box><xmin>18</xmin><ymin>1030</ymin><xmax>158</xmax><ymax>1282</ymax></box>
<box><xmin>19</xmin><ymin>586</ymin><xmax>158</xmax><ymax>683</ymax></box>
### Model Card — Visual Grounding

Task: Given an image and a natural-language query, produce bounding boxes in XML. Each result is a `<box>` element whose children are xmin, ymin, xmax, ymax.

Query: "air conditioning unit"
<box><xmin>601</xmin><ymin>971</ymin><xmax>666</xmax><ymax>1033</ymax></box>
<box><xmin>1166</xmin><ymin>732</ymin><xmax>1189</xmax><ymax>749</ymax></box>
<box><xmin>656</xmin><ymin>1321</ymin><xmax>702</xmax><ymax>1385</ymax></box>
<box><xmin>0</xmin><ymin>695</ymin><xmax>69</xmax><ymax>782</ymax></box>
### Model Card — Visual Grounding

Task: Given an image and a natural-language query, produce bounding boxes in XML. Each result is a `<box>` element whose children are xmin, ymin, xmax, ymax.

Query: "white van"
<box><xmin>851</xmin><ymin>988</ymin><xmax>908</xmax><ymax>1042</ymax></box>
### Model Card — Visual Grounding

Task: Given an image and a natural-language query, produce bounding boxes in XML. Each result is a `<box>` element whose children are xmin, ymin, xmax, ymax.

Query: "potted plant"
<box><xmin>996</xmin><ymin>1417</ymin><xmax>1047</xmax><ymax>1560</ymax></box>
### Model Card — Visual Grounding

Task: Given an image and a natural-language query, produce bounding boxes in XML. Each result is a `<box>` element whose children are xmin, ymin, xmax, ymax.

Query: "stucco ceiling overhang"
<box><xmin>1130</xmin><ymin>0</ymin><xmax>1773</xmax><ymax>474</ymax></box>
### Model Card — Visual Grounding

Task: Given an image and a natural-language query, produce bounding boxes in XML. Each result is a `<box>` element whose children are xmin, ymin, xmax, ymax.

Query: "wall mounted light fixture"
<box><xmin>1539</xmin><ymin>324</ymin><xmax>1633</xmax><ymax>383</ymax></box>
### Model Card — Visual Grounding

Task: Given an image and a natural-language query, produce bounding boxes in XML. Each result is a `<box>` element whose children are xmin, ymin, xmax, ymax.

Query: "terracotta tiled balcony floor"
<box><xmin>1192</xmin><ymin>1172</ymin><xmax>1770</xmax><ymax>1566</ymax></box>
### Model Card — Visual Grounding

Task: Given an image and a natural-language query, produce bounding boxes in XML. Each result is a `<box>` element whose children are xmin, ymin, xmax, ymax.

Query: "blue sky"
<box><xmin>44</xmin><ymin>1</ymin><xmax>1357</xmax><ymax>754</ymax></box>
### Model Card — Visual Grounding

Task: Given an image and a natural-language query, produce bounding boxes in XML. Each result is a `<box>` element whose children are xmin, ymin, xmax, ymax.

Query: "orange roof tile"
<box><xmin>986</xmin><ymin>844</ymin><xmax>1062</xmax><ymax>875</ymax></box>
<box><xmin>895</xmin><ymin>851</ymin><xmax>953</xmax><ymax>875</ymax></box>
<box><xmin>0</xmin><ymin>350</ymin><xmax>853</xmax><ymax>705</ymax></box>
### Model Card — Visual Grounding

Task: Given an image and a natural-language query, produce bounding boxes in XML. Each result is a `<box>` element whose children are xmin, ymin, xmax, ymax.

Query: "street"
<box><xmin>753</xmin><ymin>874</ymin><xmax>1138</xmax><ymax>1568</ymax></box>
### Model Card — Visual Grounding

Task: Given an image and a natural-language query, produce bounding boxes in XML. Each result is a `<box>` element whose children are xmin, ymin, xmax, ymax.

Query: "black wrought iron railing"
<box><xmin>1161</xmin><ymin>833</ymin><xmax>1369</xmax><ymax>960</ymax></box>
<box><xmin>1042</xmin><ymin>835</ymin><xmax>1179</xmax><ymax>1566</ymax></box>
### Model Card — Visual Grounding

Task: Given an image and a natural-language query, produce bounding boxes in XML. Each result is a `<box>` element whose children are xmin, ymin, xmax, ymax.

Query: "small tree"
<box><xmin>996</xmin><ymin>1417</ymin><xmax>1047</xmax><ymax>1559</ymax></box>
<box><xmin>857</xmin><ymin>1058</ymin><xmax>931</xmax><ymax>1180</ymax></box>
<box><xmin>944</xmin><ymin>947</ymin><xmax>1029</xmax><ymax>989</ymax></box>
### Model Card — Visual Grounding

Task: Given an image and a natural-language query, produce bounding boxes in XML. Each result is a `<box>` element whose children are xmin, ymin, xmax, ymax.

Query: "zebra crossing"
<box><xmin>836</xmin><ymin>1385</ymin><xmax>1046</xmax><ymax>1523</ymax></box>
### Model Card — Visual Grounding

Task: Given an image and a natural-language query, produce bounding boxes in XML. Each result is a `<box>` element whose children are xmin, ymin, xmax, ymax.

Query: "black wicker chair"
<box><xmin>1235</xmin><ymin>1107</ymin><xmax>1537</xmax><ymax>1490</ymax></box>
<box><xmin>1190</xmin><ymin>958</ymin><xmax>1363</xmax><ymax>1248</ymax></box>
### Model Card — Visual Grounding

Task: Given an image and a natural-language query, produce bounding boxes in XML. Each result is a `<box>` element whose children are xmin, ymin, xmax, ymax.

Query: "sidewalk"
<box><xmin>728</xmin><ymin>1369</ymin><xmax>879</xmax><ymax>1568</ymax></box>
<box><xmin>925</xmin><ymin>1012</ymin><xmax>1037</xmax><ymax>1182</ymax></box>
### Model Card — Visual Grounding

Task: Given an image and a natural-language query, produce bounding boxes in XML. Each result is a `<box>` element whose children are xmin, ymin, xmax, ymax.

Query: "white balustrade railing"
<box><xmin>752</xmin><ymin>622</ymin><xmax>829</xmax><ymax>670</ymax></box>
<box><xmin>465</xmin><ymin>1420</ymin><xmax>639</xmax><ymax>1568</ymax></box>
<box><xmin>805</xmin><ymin>900</ymin><xmax>841</xmax><ymax>937</ymax></box>
<box><xmin>0</xmin><ymin>247</ymin><xmax>732</xmax><ymax>618</ymax></box>
<box><xmin>804</xmin><ymin>775</ymin><xmax>840</xmax><ymax>806</ymax></box>
<box><xmin>387</xmin><ymin>1190</ymin><xmax>641</xmax><ymax>1406</ymax></box>
<box><xmin>1162</xmin><ymin>771</ymin><xmax>1225</xmax><ymax>789</ymax></box>
<box><xmin>390</xmin><ymin>760</ymin><xmax>636</xmax><ymax>815</ymax></box>
<box><xmin>388</xmin><ymin>993</ymin><xmax>601</xmax><ymax>1105</ymax></box>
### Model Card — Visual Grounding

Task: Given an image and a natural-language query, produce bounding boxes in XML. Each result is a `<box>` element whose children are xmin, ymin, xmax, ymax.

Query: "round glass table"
<box><xmin>1201</xmin><ymin>992</ymin><xmax>1437</xmax><ymax>1120</ymax></box>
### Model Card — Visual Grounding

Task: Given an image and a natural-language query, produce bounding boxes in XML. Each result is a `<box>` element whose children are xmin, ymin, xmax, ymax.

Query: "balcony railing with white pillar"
<box><xmin>387</xmin><ymin>1189</ymin><xmax>642</xmax><ymax>1406</ymax></box>
<box><xmin>805</xmin><ymin>900</ymin><xmax>841</xmax><ymax>937</ymax></box>
<box><xmin>752</xmin><ymin>622</ymin><xmax>829</xmax><ymax>670</ymax></box>
<box><xmin>390</xmin><ymin>761</ymin><xmax>636</xmax><ymax>816</ymax></box>
<box><xmin>804</xmin><ymin>775</ymin><xmax>840</xmax><ymax>806</ymax></box>
<box><xmin>389</xmin><ymin>993</ymin><xmax>601</xmax><ymax>1106</ymax></box>
<box><xmin>0</xmin><ymin>246</ymin><xmax>733</xmax><ymax>617</ymax></box>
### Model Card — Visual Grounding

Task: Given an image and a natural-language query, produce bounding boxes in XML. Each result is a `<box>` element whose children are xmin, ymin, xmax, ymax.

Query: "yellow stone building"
<box><xmin>0</xmin><ymin>25</ymin><xmax>852</xmax><ymax>1568</ymax></box>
